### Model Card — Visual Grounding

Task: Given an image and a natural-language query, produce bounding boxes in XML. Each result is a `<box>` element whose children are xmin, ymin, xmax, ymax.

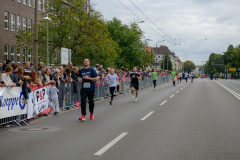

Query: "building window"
<box><xmin>33</xmin><ymin>0</ymin><xmax>35</xmax><ymax>8</ymax></box>
<box><xmin>23</xmin><ymin>48</ymin><xmax>26</xmax><ymax>63</ymax></box>
<box><xmin>38</xmin><ymin>0</ymin><xmax>41</xmax><ymax>10</ymax></box>
<box><xmin>158</xmin><ymin>56</ymin><xmax>160</xmax><ymax>58</ymax></box>
<box><xmin>17</xmin><ymin>47</ymin><xmax>21</xmax><ymax>63</ymax></box>
<box><xmin>11</xmin><ymin>14</ymin><xmax>15</xmax><ymax>31</ymax></box>
<box><xmin>18</xmin><ymin>0</ymin><xmax>21</xmax><ymax>3</ymax></box>
<box><xmin>11</xmin><ymin>46</ymin><xmax>15</xmax><ymax>62</ymax></box>
<box><xmin>29</xmin><ymin>0</ymin><xmax>32</xmax><ymax>7</ymax></box>
<box><xmin>4</xmin><ymin>12</ymin><xmax>9</xmax><ymax>30</ymax></box>
<box><xmin>23</xmin><ymin>17</ymin><xmax>26</xmax><ymax>31</ymax></box>
<box><xmin>23</xmin><ymin>0</ymin><xmax>26</xmax><ymax>5</ymax></box>
<box><xmin>28</xmin><ymin>50</ymin><xmax>31</xmax><ymax>62</ymax></box>
<box><xmin>4</xmin><ymin>45</ymin><xmax>8</xmax><ymax>62</ymax></box>
<box><xmin>28</xmin><ymin>19</ymin><xmax>32</xmax><ymax>31</ymax></box>
<box><xmin>42</xmin><ymin>0</ymin><xmax>45</xmax><ymax>11</ymax></box>
<box><xmin>17</xmin><ymin>16</ymin><xmax>21</xmax><ymax>32</ymax></box>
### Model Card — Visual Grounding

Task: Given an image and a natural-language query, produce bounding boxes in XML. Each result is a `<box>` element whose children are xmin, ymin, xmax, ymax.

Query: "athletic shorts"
<box><xmin>130</xmin><ymin>83</ymin><xmax>139</xmax><ymax>90</ymax></box>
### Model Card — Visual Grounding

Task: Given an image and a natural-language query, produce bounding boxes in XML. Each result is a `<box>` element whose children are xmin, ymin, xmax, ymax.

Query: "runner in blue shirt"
<box><xmin>106</xmin><ymin>67</ymin><xmax>119</xmax><ymax>105</ymax></box>
<box><xmin>78</xmin><ymin>59</ymin><xmax>98</xmax><ymax>122</ymax></box>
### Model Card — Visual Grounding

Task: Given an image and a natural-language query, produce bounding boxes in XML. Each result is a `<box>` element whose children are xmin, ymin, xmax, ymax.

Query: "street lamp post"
<box><xmin>44</xmin><ymin>13</ymin><xmax>51</xmax><ymax>68</ymax></box>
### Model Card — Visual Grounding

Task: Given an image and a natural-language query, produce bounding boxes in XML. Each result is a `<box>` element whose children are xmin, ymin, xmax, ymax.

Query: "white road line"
<box><xmin>140</xmin><ymin>111</ymin><xmax>154</xmax><ymax>121</ymax></box>
<box><xmin>170</xmin><ymin>95</ymin><xmax>174</xmax><ymax>98</ymax></box>
<box><xmin>160</xmin><ymin>100</ymin><xmax>167</xmax><ymax>105</ymax></box>
<box><xmin>180</xmin><ymin>88</ymin><xmax>183</xmax><ymax>90</ymax></box>
<box><xmin>184</xmin><ymin>86</ymin><xmax>186</xmax><ymax>87</ymax></box>
<box><xmin>214</xmin><ymin>81</ymin><xmax>240</xmax><ymax>100</ymax></box>
<box><xmin>94</xmin><ymin>132</ymin><xmax>128</xmax><ymax>156</ymax></box>
<box><xmin>176</xmin><ymin>91</ymin><xmax>179</xmax><ymax>93</ymax></box>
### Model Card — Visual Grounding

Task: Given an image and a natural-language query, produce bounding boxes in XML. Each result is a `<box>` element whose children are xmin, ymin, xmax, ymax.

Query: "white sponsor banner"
<box><xmin>28</xmin><ymin>85</ymin><xmax>52</xmax><ymax>119</ymax></box>
<box><xmin>0</xmin><ymin>87</ymin><xmax>27</xmax><ymax>119</ymax></box>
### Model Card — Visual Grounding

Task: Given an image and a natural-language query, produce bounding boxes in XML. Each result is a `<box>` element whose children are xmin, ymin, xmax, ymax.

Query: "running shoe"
<box><xmin>109</xmin><ymin>101</ymin><xmax>112</xmax><ymax>105</ymax></box>
<box><xmin>79</xmin><ymin>115</ymin><xmax>86</xmax><ymax>121</ymax></box>
<box><xmin>135</xmin><ymin>98</ymin><xmax>138</xmax><ymax>101</ymax></box>
<box><xmin>90</xmin><ymin>113</ymin><xmax>94</xmax><ymax>120</ymax></box>
<box><xmin>55</xmin><ymin>112</ymin><xmax>60</xmax><ymax>116</ymax></box>
<box><xmin>132</xmin><ymin>94</ymin><xmax>135</xmax><ymax>99</ymax></box>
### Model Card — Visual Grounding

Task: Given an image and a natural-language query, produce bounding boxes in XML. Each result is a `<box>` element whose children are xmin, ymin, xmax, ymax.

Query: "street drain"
<box><xmin>21</xmin><ymin>127</ymin><xmax>49</xmax><ymax>131</ymax></box>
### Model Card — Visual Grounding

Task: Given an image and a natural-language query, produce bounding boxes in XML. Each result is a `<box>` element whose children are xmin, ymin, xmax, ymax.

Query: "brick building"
<box><xmin>0</xmin><ymin>0</ymin><xmax>90</xmax><ymax>65</ymax></box>
<box><xmin>0</xmin><ymin>0</ymin><xmax>44</xmax><ymax>65</ymax></box>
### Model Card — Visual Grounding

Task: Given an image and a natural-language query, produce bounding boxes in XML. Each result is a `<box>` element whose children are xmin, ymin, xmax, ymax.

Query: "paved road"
<box><xmin>0</xmin><ymin>78</ymin><xmax>240</xmax><ymax>160</ymax></box>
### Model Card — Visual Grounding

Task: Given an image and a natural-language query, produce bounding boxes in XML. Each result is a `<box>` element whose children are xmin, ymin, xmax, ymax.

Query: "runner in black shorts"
<box><xmin>128</xmin><ymin>67</ymin><xmax>141</xmax><ymax>101</ymax></box>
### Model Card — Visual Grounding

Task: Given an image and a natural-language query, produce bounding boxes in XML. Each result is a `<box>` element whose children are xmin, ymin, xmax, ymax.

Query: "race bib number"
<box><xmin>109</xmin><ymin>80</ymin><xmax>114</xmax><ymax>84</ymax></box>
<box><xmin>153</xmin><ymin>76</ymin><xmax>156</xmax><ymax>79</ymax></box>
<box><xmin>83</xmin><ymin>82</ymin><xmax>91</xmax><ymax>88</ymax></box>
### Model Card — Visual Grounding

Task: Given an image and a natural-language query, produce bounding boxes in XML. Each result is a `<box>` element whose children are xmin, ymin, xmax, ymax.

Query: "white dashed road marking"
<box><xmin>94</xmin><ymin>132</ymin><xmax>128</xmax><ymax>155</ymax></box>
<box><xmin>176</xmin><ymin>91</ymin><xmax>179</xmax><ymax>93</ymax></box>
<box><xmin>160</xmin><ymin>100</ymin><xmax>167</xmax><ymax>106</ymax></box>
<box><xmin>170</xmin><ymin>95</ymin><xmax>174</xmax><ymax>98</ymax></box>
<box><xmin>140</xmin><ymin>111</ymin><xmax>154</xmax><ymax>121</ymax></box>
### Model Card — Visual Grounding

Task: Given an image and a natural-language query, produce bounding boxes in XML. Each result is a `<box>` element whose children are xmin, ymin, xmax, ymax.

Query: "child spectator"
<box><xmin>50</xmin><ymin>69</ymin><xmax>60</xmax><ymax>89</ymax></box>
<box><xmin>36</xmin><ymin>71</ymin><xmax>43</xmax><ymax>87</ymax></box>
<box><xmin>29</xmin><ymin>71</ymin><xmax>37</xmax><ymax>84</ymax></box>
<box><xmin>45</xmin><ymin>68</ymin><xmax>51</xmax><ymax>83</ymax></box>
<box><xmin>22</xmin><ymin>76</ymin><xmax>32</xmax><ymax>104</ymax></box>
<box><xmin>0</xmin><ymin>66</ymin><xmax>16</xmax><ymax>87</ymax></box>
<box><xmin>49</xmin><ymin>81</ymin><xmax>60</xmax><ymax>116</ymax></box>
<box><xmin>16</xmin><ymin>66</ymin><xmax>24</xmax><ymax>80</ymax></box>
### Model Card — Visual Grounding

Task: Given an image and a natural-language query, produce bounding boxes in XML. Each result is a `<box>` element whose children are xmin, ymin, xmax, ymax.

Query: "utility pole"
<box><xmin>33</xmin><ymin>0</ymin><xmax>38</xmax><ymax>70</ymax></box>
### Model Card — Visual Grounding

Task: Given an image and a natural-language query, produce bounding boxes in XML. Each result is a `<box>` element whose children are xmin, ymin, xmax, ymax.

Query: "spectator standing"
<box><xmin>40</xmin><ymin>65</ymin><xmax>47</xmax><ymax>85</ymax></box>
<box><xmin>22</xmin><ymin>76</ymin><xmax>32</xmax><ymax>104</ymax></box>
<box><xmin>68</xmin><ymin>62</ymin><xmax>73</xmax><ymax>70</ymax></box>
<box><xmin>36</xmin><ymin>71</ymin><xmax>43</xmax><ymax>87</ymax></box>
<box><xmin>10</xmin><ymin>64</ymin><xmax>22</xmax><ymax>86</ymax></box>
<box><xmin>99</xmin><ymin>65</ymin><xmax>103</xmax><ymax>72</ymax></box>
<box><xmin>71</xmin><ymin>67</ymin><xmax>79</xmax><ymax>81</ymax></box>
<box><xmin>16</xmin><ymin>66</ymin><xmax>24</xmax><ymax>80</ymax></box>
<box><xmin>2</xmin><ymin>60</ymin><xmax>12</xmax><ymax>72</ymax></box>
<box><xmin>23</xmin><ymin>61</ymin><xmax>35</xmax><ymax>76</ymax></box>
<box><xmin>58</xmin><ymin>66</ymin><xmax>64</xmax><ymax>82</ymax></box>
<box><xmin>49</xmin><ymin>81</ymin><xmax>60</xmax><ymax>116</ymax></box>
<box><xmin>51</xmin><ymin>64</ymin><xmax>57</xmax><ymax>75</ymax></box>
<box><xmin>38</xmin><ymin>62</ymin><xmax>44</xmax><ymax>71</ymax></box>
<box><xmin>0</xmin><ymin>66</ymin><xmax>16</xmax><ymax>87</ymax></box>
<box><xmin>45</xmin><ymin>68</ymin><xmax>51</xmax><ymax>83</ymax></box>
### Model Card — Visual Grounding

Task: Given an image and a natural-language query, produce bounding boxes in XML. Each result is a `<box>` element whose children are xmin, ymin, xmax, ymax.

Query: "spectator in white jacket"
<box><xmin>0</xmin><ymin>66</ymin><xmax>16</xmax><ymax>87</ymax></box>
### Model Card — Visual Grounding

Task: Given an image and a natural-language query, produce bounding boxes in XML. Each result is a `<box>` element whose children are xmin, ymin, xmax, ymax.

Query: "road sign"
<box><xmin>229</xmin><ymin>68</ymin><xmax>236</xmax><ymax>72</ymax></box>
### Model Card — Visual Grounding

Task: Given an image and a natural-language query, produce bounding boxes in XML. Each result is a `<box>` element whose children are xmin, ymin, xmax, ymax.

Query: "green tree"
<box><xmin>204</xmin><ymin>53</ymin><xmax>225</xmax><ymax>73</ymax></box>
<box><xmin>16</xmin><ymin>0</ymin><xmax>120</xmax><ymax>67</ymax></box>
<box><xmin>160</xmin><ymin>53</ymin><xmax>172</xmax><ymax>71</ymax></box>
<box><xmin>106</xmin><ymin>18</ymin><xmax>148</xmax><ymax>69</ymax></box>
<box><xmin>183</xmin><ymin>60</ymin><xmax>196</xmax><ymax>73</ymax></box>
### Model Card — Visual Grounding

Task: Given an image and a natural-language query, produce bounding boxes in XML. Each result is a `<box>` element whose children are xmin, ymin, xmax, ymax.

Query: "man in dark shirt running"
<box><xmin>128</xmin><ymin>67</ymin><xmax>142</xmax><ymax>101</ymax></box>
<box><xmin>78</xmin><ymin>59</ymin><xmax>98</xmax><ymax>122</ymax></box>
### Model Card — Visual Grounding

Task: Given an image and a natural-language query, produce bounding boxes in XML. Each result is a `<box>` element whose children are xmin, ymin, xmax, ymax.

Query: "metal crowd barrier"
<box><xmin>57</xmin><ymin>74</ymin><xmax>172</xmax><ymax>108</ymax></box>
<box><xmin>0</xmin><ymin>114</ymin><xmax>28</xmax><ymax>126</ymax></box>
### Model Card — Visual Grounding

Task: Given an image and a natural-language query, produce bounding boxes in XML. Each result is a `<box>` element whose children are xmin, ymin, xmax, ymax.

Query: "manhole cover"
<box><xmin>8</xmin><ymin>126</ymin><xmax>60</xmax><ymax>133</ymax></box>
<box><xmin>21</xmin><ymin>127</ymin><xmax>49</xmax><ymax>131</ymax></box>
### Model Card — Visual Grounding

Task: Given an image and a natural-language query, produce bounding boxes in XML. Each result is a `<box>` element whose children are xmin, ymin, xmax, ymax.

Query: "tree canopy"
<box><xmin>183</xmin><ymin>60</ymin><xmax>196</xmax><ymax>73</ymax></box>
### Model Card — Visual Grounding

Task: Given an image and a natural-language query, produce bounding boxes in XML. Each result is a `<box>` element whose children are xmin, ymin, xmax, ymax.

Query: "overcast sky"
<box><xmin>92</xmin><ymin>0</ymin><xmax>240</xmax><ymax>65</ymax></box>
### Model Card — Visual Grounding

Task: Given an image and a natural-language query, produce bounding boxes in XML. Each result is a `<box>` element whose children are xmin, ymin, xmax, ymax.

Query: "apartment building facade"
<box><xmin>0</xmin><ymin>0</ymin><xmax>90</xmax><ymax>65</ymax></box>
